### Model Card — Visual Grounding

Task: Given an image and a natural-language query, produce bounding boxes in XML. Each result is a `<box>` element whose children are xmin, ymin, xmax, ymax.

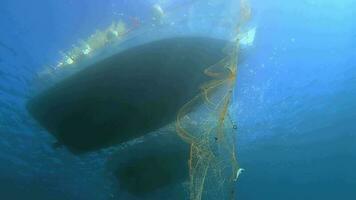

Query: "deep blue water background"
<box><xmin>0</xmin><ymin>0</ymin><xmax>355</xmax><ymax>199</ymax></box>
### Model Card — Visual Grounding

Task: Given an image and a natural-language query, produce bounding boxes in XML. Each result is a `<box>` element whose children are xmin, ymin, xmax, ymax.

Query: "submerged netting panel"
<box><xmin>175</xmin><ymin>0</ymin><xmax>252</xmax><ymax>199</ymax></box>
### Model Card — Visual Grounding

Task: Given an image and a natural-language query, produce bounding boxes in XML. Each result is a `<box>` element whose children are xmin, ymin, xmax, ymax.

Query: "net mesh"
<box><xmin>175</xmin><ymin>1</ymin><xmax>251</xmax><ymax>199</ymax></box>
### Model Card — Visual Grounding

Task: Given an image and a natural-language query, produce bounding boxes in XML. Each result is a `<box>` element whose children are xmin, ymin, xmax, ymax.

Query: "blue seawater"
<box><xmin>0</xmin><ymin>0</ymin><xmax>355</xmax><ymax>199</ymax></box>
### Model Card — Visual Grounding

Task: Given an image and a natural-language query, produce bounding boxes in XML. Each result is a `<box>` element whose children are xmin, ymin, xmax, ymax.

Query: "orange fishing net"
<box><xmin>176</xmin><ymin>1</ymin><xmax>251</xmax><ymax>199</ymax></box>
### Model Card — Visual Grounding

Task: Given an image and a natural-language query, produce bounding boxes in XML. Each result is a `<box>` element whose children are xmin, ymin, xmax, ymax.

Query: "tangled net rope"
<box><xmin>176</xmin><ymin>0</ymin><xmax>251</xmax><ymax>199</ymax></box>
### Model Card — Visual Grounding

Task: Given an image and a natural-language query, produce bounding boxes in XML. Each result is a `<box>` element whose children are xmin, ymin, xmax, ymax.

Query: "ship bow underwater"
<box><xmin>27</xmin><ymin>37</ymin><xmax>230</xmax><ymax>154</ymax></box>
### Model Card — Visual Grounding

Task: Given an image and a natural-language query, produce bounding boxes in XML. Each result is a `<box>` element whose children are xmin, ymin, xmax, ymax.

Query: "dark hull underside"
<box><xmin>107</xmin><ymin>132</ymin><xmax>190</xmax><ymax>198</ymax></box>
<box><xmin>27</xmin><ymin>37</ymin><xmax>228</xmax><ymax>154</ymax></box>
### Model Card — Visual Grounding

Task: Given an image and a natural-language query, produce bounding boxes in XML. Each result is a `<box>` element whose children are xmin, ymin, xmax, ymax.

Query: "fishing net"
<box><xmin>175</xmin><ymin>0</ymin><xmax>252</xmax><ymax>199</ymax></box>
